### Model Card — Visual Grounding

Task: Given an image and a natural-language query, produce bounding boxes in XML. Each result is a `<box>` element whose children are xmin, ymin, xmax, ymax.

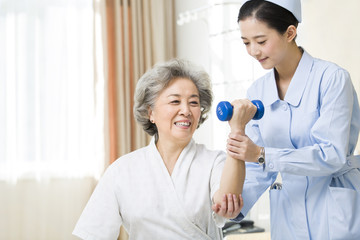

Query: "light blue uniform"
<box><xmin>235</xmin><ymin>49</ymin><xmax>360</xmax><ymax>240</ymax></box>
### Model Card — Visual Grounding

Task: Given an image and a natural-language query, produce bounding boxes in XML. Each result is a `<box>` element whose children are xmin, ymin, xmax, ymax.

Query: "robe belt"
<box><xmin>332</xmin><ymin>155</ymin><xmax>360</xmax><ymax>178</ymax></box>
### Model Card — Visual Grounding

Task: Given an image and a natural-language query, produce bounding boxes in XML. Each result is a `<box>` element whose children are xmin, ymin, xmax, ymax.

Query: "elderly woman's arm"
<box><xmin>212</xmin><ymin>156</ymin><xmax>245</xmax><ymax>218</ymax></box>
<box><xmin>212</xmin><ymin>99</ymin><xmax>257</xmax><ymax>218</ymax></box>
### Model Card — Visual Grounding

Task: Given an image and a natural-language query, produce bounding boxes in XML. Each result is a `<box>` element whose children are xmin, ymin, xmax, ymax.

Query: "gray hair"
<box><xmin>133</xmin><ymin>58</ymin><xmax>213</xmax><ymax>138</ymax></box>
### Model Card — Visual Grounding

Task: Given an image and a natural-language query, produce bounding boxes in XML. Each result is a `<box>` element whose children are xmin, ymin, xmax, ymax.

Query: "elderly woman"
<box><xmin>73</xmin><ymin>59</ymin><xmax>255</xmax><ymax>239</ymax></box>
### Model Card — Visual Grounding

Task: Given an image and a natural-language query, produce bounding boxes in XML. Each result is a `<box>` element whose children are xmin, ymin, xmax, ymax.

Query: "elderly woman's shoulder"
<box><xmin>109</xmin><ymin>145</ymin><xmax>150</xmax><ymax>169</ymax></box>
<box><xmin>195</xmin><ymin>142</ymin><xmax>226</xmax><ymax>159</ymax></box>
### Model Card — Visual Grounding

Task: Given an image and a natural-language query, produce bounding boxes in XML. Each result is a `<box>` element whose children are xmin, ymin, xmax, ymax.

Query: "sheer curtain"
<box><xmin>0</xmin><ymin>0</ymin><xmax>105</xmax><ymax>182</ymax></box>
<box><xmin>0</xmin><ymin>0</ymin><xmax>105</xmax><ymax>239</ymax></box>
<box><xmin>97</xmin><ymin>0</ymin><xmax>176</xmax><ymax>164</ymax></box>
<box><xmin>94</xmin><ymin>0</ymin><xmax>176</xmax><ymax>239</ymax></box>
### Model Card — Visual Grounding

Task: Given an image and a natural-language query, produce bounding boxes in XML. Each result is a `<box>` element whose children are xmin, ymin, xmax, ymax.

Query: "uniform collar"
<box><xmin>263</xmin><ymin>49</ymin><xmax>314</xmax><ymax>107</ymax></box>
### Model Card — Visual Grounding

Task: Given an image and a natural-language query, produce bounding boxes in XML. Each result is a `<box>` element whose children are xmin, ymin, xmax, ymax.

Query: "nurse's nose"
<box><xmin>179</xmin><ymin>103</ymin><xmax>191</xmax><ymax>116</ymax></box>
<box><xmin>249</xmin><ymin>44</ymin><xmax>260</xmax><ymax>57</ymax></box>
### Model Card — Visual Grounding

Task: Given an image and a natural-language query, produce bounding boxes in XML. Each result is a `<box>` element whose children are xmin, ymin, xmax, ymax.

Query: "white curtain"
<box><xmin>0</xmin><ymin>0</ymin><xmax>105</xmax><ymax>239</ymax></box>
<box><xmin>0</xmin><ymin>0</ymin><xmax>105</xmax><ymax>181</ymax></box>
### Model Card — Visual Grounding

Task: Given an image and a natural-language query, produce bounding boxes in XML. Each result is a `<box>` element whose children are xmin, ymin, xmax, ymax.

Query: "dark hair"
<box><xmin>238</xmin><ymin>0</ymin><xmax>298</xmax><ymax>35</ymax></box>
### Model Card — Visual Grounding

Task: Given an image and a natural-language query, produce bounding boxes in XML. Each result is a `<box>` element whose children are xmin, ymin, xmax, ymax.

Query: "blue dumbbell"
<box><xmin>216</xmin><ymin>100</ymin><xmax>264</xmax><ymax>121</ymax></box>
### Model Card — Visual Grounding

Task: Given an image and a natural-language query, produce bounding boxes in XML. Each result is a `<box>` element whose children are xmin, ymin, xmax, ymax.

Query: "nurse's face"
<box><xmin>239</xmin><ymin>17</ymin><xmax>289</xmax><ymax>69</ymax></box>
<box><xmin>149</xmin><ymin>77</ymin><xmax>201</xmax><ymax>145</ymax></box>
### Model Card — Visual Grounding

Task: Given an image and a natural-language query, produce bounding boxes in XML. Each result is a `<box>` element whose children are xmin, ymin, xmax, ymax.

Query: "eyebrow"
<box><xmin>241</xmin><ymin>35</ymin><xmax>266</xmax><ymax>40</ymax></box>
<box><xmin>167</xmin><ymin>94</ymin><xmax>199</xmax><ymax>98</ymax></box>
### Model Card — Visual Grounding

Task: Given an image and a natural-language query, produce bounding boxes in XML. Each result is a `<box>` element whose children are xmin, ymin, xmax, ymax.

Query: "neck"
<box><xmin>155</xmin><ymin>137</ymin><xmax>189</xmax><ymax>175</ymax></box>
<box><xmin>275</xmin><ymin>45</ymin><xmax>303</xmax><ymax>82</ymax></box>
<box><xmin>274</xmin><ymin>45</ymin><xmax>303</xmax><ymax>100</ymax></box>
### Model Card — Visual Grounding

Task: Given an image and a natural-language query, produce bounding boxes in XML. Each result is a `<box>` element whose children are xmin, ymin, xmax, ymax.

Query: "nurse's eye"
<box><xmin>258</xmin><ymin>40</ymin><xmax>266</xmax><ymax>45</ymax></box>
<box><xmin>243</xmin><ymin>42</ymin><xmax>250</xmax><ymax>46</ymax></box>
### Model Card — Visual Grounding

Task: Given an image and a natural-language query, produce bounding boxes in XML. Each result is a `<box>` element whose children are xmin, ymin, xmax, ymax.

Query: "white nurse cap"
<box><xmin>266</xmin><ymin>0</ymin><xmax>302</xmax><ymax>22</ymax></box>
<box><xmin>244</xmin><ymin>0</ymin><xmax>302</xmax><ymax>23</ymax></box>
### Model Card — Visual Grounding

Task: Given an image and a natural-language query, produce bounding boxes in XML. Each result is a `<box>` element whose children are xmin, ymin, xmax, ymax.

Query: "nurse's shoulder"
<box><xmin>312</xmin><ymin>57</ymin><xmax>352</xmax><ymax>88</ymax></box>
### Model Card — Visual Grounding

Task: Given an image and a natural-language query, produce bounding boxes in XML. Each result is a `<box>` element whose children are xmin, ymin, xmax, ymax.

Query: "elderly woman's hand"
<box><xmin>212</xmin><ymin>193</ymin><xmax>243</xmax><ymax>219</ymax></box>
<box><xmin>229</xmin><ymin>99</ymin><xmax>257</xmax><ymax>134</ymax></box>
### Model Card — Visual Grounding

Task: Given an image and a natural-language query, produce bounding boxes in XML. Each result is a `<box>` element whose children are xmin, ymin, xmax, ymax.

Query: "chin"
<box><xmin>260</xmin><ymin>63</ymin><xmax>274</xmax><ymax>70</ymax></box>
<box><xmin>174</xmin><ymin>134</ymin><xmax>192</xmax><ymax>143</ymax></box>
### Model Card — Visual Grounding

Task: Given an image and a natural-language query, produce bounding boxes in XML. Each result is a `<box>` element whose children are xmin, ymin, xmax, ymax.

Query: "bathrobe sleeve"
<box><xmin>73</xmin><ymin>164</ymin><xmax>122</xmax><ymax>240</ymax></box>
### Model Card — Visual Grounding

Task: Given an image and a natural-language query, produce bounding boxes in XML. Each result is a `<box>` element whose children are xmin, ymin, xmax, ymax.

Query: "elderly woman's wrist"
<box><xmin>231</xmin><ymin>128</ymin><xmax>245</xmax><ymax>135</ymax></box>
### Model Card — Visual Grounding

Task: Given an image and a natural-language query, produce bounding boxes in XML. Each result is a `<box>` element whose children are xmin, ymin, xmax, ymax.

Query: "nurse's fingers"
<box><xmin>227</xmin><ymin>143</ymin><xmax>244</xmax><ymax>154</ymax></box>
<box><xmin>232</xmin><ymin>194</ymin><xmax>239</xmax><ymax>211</ymax></box>
<box><xmin>228</xmin><ymin>132</ymin><xmax>247</xmax><ymax>141</ymax></box>
<box><xmin>239</xmin><ymin>194</ymin><xmax>244</xmax><ymax>209</ymax></box>
<box><xmin>227</xmin><ymin>139</ymin><xmax>243</xmax><ymax>149</ymax></box>
<box><xmin>211</xmin><ymin>203</ymin><xmax>221</xmax><ymax>214</ymax></box>
<box><xmin>218</xmin><ymin>194</ymin><xmax>228</xmax><ymax>216</ymax></box>
<box><xmin>230</xmin><ymin>194</ymin><xmax>242</xmax><ymax>219</ymax></box>
<box><xmin>226</xmin><ymin>194</ymin><xmax>234</xmax><ymax>215</ymax></box>
<box><xmin>227</xmin><ymin>148</ymin><xmax>246</xmax><ymax>161</ymax></box>
<box><xmin>228</xmin><ymin>134</ymin><xmax>251</xmax><ymax>146</ymax></box>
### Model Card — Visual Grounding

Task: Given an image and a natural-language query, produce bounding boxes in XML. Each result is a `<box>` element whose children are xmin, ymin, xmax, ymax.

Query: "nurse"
<box><xmin>214</xmin><ymin>0</ymin><xmax>360</xmax><ymax>239</ymax></box>
<box><xmin>73</xmin><ymin>59</ymin><xmax>254</xmax><ymax>239</ymax></box>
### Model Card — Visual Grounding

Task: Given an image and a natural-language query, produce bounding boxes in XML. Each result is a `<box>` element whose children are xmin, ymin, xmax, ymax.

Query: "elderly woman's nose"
<box><xmin>179</xmin><ymin>103</ymin><xmax>191</xmax><ymax>116</ymax></box>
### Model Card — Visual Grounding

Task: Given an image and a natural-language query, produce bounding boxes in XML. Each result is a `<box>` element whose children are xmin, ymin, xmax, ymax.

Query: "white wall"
<box><xmin>176</xmin><ymin>0</ymin><xmax>268</xmax><ymax>150</ymax></box>
<box><xmin>175</xmin><ymin>0</ymin><xmax>214</xmax><ymax>148</ymax></box>
<box><xmin>175</xmin><ymin>0</ymin><xmax>360</xmax><ymax>233</ymax></box>
<box><xmin>299</xmin><ymin>0</ymin><xmax>360</xmax><ymax>103</ymax></box>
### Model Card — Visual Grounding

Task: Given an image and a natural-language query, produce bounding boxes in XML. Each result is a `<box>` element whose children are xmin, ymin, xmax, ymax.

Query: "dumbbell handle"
<box><xmin>216</xmin><ymin>100</ymin><xmax>264</xmax><ymax>121</ymax></box>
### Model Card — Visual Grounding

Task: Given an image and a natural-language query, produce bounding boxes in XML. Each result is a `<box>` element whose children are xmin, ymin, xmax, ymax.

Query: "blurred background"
<box><xmin>0</xmin><ymin>0</ymin><xmax>359</xmax><ymax>239</ymax></box>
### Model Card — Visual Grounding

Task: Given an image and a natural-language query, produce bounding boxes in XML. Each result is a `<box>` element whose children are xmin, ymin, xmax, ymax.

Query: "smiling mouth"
<box><xmin>175</xmin><ymin>122</ymin><xmax>191</xmax><ymax>127</ymax></box>
<box><xmin>258</xmin><ymin>57</ymin><xmax>268</xmax><ymax>63</ymax></box>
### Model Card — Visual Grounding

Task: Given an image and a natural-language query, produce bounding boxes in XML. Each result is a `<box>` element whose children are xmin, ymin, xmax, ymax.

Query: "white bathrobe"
<box><xmin>73</xmin><ymin>138</ymin><xmax>227</xmax><ymax>240</ymax></box>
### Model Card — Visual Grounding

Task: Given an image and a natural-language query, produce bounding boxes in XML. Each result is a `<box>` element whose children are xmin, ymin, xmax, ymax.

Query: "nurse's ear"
<box><xmin>285</xmin><ymin>25</ymin><xmax>297</xmax><ymax>42</ymax></box>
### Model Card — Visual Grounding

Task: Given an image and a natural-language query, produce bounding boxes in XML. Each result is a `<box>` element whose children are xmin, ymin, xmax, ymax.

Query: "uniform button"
<box><xmin>347</xmin><ymin>160</ymin><xmax>352</xmax><ymax>166</ymax></box>
<box><xmin>282</xmin><ymin>104</ymin><xmax>288</xmax><ymax>111</ymax></box>
<box><xmin>268</xmin><ymin>163</ymin><xmax>274</xmax><ymax>169</ymax></box>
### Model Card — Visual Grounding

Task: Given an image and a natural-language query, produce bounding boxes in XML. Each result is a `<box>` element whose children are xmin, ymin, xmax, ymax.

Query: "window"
<box><xmin>0</xmin><ymin>0</ymin><xmax>104</xmax><ymax>181</ymax></box>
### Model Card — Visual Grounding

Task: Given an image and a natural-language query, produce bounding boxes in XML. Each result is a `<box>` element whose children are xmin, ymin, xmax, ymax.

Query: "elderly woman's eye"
<box><xmin>170</xmin><ymin>100</ymin><xmax>180</xmax><ymax>104</ymax></box>
<box><xmin>190</xmin><ymin>101</ymin><xmax>199</xmax><ymax>105</ymax></box>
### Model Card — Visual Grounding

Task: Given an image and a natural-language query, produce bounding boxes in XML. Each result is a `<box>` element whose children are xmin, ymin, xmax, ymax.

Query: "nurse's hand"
<box><xmin>229</xmin><ymin>99</ymin><xmax>257</xmax><ymax>134</ymax></box>
<box><xmin>212</xmin><ymin>193</ymin><xmax>243</xmax><ymax>219</ymax></box>
<box><xmin>227</xmin><ymin>132</ymin><xmax>261</xmax><ymax>162</ymax></box>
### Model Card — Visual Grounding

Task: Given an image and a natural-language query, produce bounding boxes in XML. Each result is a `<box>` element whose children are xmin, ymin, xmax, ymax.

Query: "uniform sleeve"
<box><xmin>73</xmin><ymin>165</ymin><xmax>122</xmax><ymax>240</ymax></box>
<box><xmin>264</xmin><ymin>69</ymin><xmax>356</xmax><ymax>176</ymax></box>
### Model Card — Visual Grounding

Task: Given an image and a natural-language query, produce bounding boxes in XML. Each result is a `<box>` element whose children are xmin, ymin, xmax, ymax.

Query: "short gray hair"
<box><xmin>134</xmin><ymin>58</ymin><xmax>213</xmax><ymax>138</ymax></box>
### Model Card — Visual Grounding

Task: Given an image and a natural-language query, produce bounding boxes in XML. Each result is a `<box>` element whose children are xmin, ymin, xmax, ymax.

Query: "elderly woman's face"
<box><xmin>149</xmin><ymin>77</ymin><xmax>201</xmax><ymax>144</ymax></box>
